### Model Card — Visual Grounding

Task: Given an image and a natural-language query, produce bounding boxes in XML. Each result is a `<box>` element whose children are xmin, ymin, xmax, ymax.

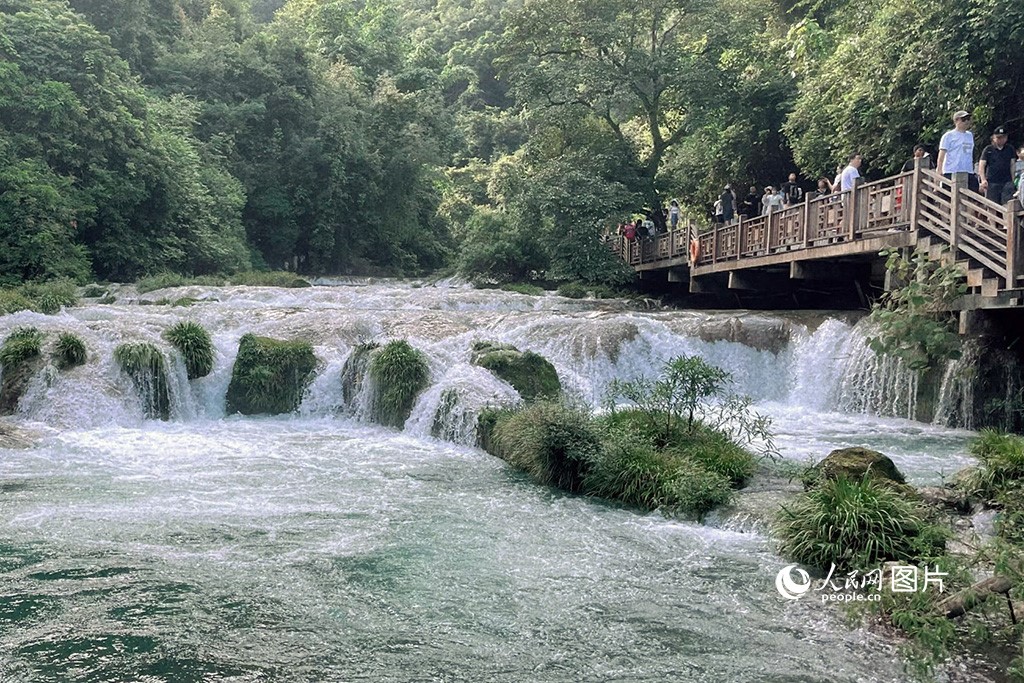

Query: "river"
<box><xmin>0</xmin><ymin>281</ymin><xmax>979</xmax><ymax>682</ymax></box>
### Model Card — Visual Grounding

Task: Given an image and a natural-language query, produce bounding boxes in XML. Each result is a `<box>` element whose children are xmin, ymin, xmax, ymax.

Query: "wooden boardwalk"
<box><xmin>613</xmin><ymin>166</ymin><xmax>1024</xmax><ymax>310</ymax></box>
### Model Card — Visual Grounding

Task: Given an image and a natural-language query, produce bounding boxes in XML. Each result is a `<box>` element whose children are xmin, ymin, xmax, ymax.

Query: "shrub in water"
<box><xmin>164</xmin><ymin>321</ymin><xmax>214</xmax><ymax>380</ymax></box>
<box><xmin>775</xmin><ymin>475</ymin><xmax>945</xmax><ymax>573</ymax></box>
<box><xmin>0</xmin><ymin>289</ymin><xmax>32</xmax><ymax>316</ymax></box>
<box><xmin>0</xmin><ymin>327</ymin><xmax>44</xmax><ymax>415</ymax></box>
<box><xmin>53</xmin><ymin>332</ymin><xmax>87</xmax><ymax>370</ymax></box>
<box><xmin>114</xmin><ymin>342</ymin><xmax>171</xmax><ymax>420</ymax></box>
<box><xmin>557</xmin><ymin>282</ymin><xmax>588</xmax><ymax>299</ymax></box>
<box><xmin>490</xmin><ymin>402</ymin><xmax>601</xmax><ymax>492</ymax></box>
<box><xmin>584</xmin><ymin>432</ymin><xmax>732</xmax><ymax>515</ymax></box>
<box><xmin>225</xmin><ymin>334</ymin><xmax>317</xmax><ymax>415</ymax></box>
<box><xmin>369</xmin><ymin>340</ymin><xmax>430</xmax><ymax>428</ymax></box>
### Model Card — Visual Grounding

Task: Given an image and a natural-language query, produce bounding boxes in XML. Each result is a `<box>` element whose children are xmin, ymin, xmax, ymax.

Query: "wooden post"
<box><xmin>802</xmin><ymin>199</ymin><xmax>812</xmax><ymax>249</ymax></box>
<box><xmin>950</xmin><ymin>172</ymin><xmax>966</xmax><ymax>259</ymax></box>
<box><xmin>766</xmin><ymin>210</ymin><xmax>776</xmax><ymax>252</ymax></box>
<box><xmin>737</xmin><ymin>215</ymin><xmax>745</xmax><ymax>259</ymax></box>
<box><xmin>1007</xmin><ymin>200</ymin><xmax>1021</xmax><ymax>288</ymax></box>
<box><xmin>847</xmin><ymin>177</ymin><xmax>862</xmax><ymax>241</ymax></box>
<box><xmin>908</xmin><ymin>157</ymin><xmax>924</xmax><ymax>232</ymax></box>
<box><xmin>712</xmin><ymin>226</ymin><xmax>718</xmax><ymax>264</ymax></box>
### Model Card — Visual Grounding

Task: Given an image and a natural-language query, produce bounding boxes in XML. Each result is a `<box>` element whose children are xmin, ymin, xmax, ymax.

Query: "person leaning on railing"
<box><xmin>979</xmin><ymin>126</ymin><xmax>1017</xmax><ymax>204</ymax></box>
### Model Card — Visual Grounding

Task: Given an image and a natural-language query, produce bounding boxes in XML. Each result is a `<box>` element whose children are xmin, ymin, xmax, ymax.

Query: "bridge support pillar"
<box><xmin>667</xmin><ymin>268</ymin><xmax>687</xmax><ymax>283</ymax></box>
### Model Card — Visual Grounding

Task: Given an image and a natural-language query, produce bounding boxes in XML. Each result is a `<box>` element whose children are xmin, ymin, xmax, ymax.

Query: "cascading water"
<box><xmin>0</xmin><ymin>282</ymin><xmax>981</xmax><ymax>682</ymax></box>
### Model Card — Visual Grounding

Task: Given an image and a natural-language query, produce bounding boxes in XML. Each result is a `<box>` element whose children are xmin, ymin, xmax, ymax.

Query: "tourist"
<box><xmin>901</xmin><ymin>144</ymin><xmax>935</xmax><ymax>172</ymax></box>
<box><xmin>623</xmin><ymin>221</ymin><xmax>636</xmax><ymax>241</ymax></box>
<box><xmin>936</xmin><ymin>110</ymin><xmax>979</xmax><ymax>192</ymax></box>
<box><xmin>811</xmin><ymin>178</ymin><xmax>832</xmax><ymax>200</ymax></box>
<box><xmin>742</xmin><ymin>185</ymin><xmax>760</xmax><ymax>218</ymax></box>
<box><xmin>669</xmin><ymin>199</ymin><xmax>680</xmax><ymax>230</ymax></box>
<box><xmin>762</xmin><ymin>186</ymin><xmax>783</xmax><ymax>215</ymax></box>
<box><xmin>713</xmin><ymin>197</ymin><xmax>723</xmax><ymax>223</ymax></box>
<box><xmin>839</xmin><ymin>153</ymin><xmax>862</xmax><ymax>193</ymax></box>
<box><xmin>720</xmin><ymin>185</ymin><xmax>736</xmax><ymax>223</ymax></box>
<box><xmin>831</xmin><ymin>164</ymin><xmax>842</xmax><ymax>193</ymax></box>
<box><xmin>781</xmin><ymin>172</ymin><xmax>803</xmax><ymax>206</ymax></box>
<box><xmin>978</xmin><ymin>126</ymin><xmax>1016</xmax><ymax>204</ymax></box>
<box><xmin>641</xmin><ymin>215</ymin><xmax>655</xmax><ymax>238</ymax></box>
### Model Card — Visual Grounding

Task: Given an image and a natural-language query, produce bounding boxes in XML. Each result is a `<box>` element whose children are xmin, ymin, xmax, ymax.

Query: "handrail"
<box><xmin>614</xmin><ymin>164</ymin><xmax>1024</xmax><ymax>294</ymax></box>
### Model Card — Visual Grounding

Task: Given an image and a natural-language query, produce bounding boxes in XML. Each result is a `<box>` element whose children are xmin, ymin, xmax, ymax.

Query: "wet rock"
<box><xmin>807</xmin><ymin>446</ymin><xmax>907</xmax><ymax>487</ymax></box>
<box><xmin>0</xmin><ymin>328</ymin><xmax>45</xmax><ymax>416</ymax></box>
<box><xmin>470</xmin><ymin>341</ymin><xmax>560</xmax><ymax>401</ymax></box>
<box><xmin>918</xmin><ymin>486</ymin><xmax>973</xmax><ymax>514</ymax></box>
<box><xmin>0</xmin><ymin>420</ymin><xmax>38</xmax><ymax>449</ymax></box>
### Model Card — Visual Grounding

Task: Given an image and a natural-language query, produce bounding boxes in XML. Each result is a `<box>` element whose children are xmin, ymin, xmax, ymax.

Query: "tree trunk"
<box><xmin>936</xmin><ymin>576</ymin><xmax>1014</xmax><ymax>619</ymax></box>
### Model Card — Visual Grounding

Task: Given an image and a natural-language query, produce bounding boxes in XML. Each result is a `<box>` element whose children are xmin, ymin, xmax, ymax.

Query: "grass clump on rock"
<box><xmin>471</xmin><ymin>341</ymin><xmax>561</xmax><ymax>401</ymax></box>
<box><xmin>0</xmin><ymin>289</ymin><xmax>33</xmax><ymax>316</ymax></box>
<box><xmin>53</xmin><ymin>332</ymin><xmax>87</xmax><ymax>370</ymax></box>
<box><xmin>114</xmin><ymin>342</ymin><xmax>171</xmax><ymax>420</ymax></box>
<box><xmin>557</xmin><ymin>282</ymin><xmax>588</xmax><ymax>299</ymax></box>
<box><xmin>225</xmin><ymin>334</ymin><xmax>317</xmax><ymax>415</ymax></box>
<box><xmin>164</xmin><ymin>322</ymin><xmax>214</xmax><ymax>380</ymax></box>
<box><xmin>0</xmin><ymin>327</ymin><xmax>45</xmax><ymax>414</ymax></box>
<box><xmin>775</xmin><ymin>475</ymin><xmax>944</xmax><ymax>573</ymax></box>
<box><xmin>20</xmin><ymin>280</ymin><xmax>78</xmax><ymax>314</ymax></box>
<box><xmin>368</xmin><ymin>340</ymin><xmax>429</xmax><ymax>428</ymax></box>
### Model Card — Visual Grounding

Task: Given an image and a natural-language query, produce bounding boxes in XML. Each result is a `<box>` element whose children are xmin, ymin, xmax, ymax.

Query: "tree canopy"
<box><xmin>0</xmin><ymin>0</ymin><xmax>1016</xmax><ymax>284</ymax></box>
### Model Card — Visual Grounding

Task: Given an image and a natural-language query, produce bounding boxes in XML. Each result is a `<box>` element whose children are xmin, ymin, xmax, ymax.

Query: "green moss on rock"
<box><xmin>114</xmin><ymin>342</ymin><xmax>171</xmax><ymax>420</ymax></box>
<box><xmin>368</xmin><ymin>340</ymin><xmax>429</xmax><ymax>428</ymax></box>
<box><xmin>471</xmin><ymin>341</ymin><xmax>561</xmax><ymax>401</ymax></box>
<box><xmin>164</xmin><ymin>322</ymin><xmax>214</xmax><ymax>380</ymax></box>
<box><xmin>225</xmin><ymin>334</ymin><xmax>317</xmax><ymax>415</ymax></box>
<box><xmin>340</xmin><ymin>342</ymin><xmax>380</xmax><ymax>409</ymax></box>
<box><xmin>807</xmin><ymin>447</ymin><xmax>907</xmax><ymax>489</ymax></box>
<box><xmin>0</xmin><ymin>328</ymin><xmax>44</xmax><ymax>415</ymax></box>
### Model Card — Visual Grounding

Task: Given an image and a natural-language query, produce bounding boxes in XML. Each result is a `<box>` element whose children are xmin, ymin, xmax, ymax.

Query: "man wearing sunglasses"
<box><xmin>936</xmin><ymin>109</ymin><xmax>980</xmax><ymax>193</ymax></box>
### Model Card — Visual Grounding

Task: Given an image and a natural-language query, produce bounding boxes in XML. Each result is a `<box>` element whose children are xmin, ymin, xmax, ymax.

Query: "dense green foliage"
<box><xmin>113</xmin><ymin>342</ymin><xmax>171</xmax><ymax>420</ymax></box>
<box><xmin>867</xmin><ymin>248</ymin><xmax>967</xmax><ymax>371</ymax></box>
<box><xmin>53</xmin><ymin>332</ymin><xmax>87</xmax><ymax>370</ymax></box>
<box><xmin>1</xmin><ymin>0</ymin><xmax>1016</xmax><ymax>285</ymax></box>
<box><xmin>225</xmin><ymin>333</ymin><xmax>317</xmax><ymax>414</ymax></box>
<box><xmin>368</xmin><ymin>340</ymin><xmax>430</xmax><ymax>428</ymax></box>
<box><xmin>164</xmin><ymin>322</ymin><xmax>215</xmax><ymax>380</ymax></box>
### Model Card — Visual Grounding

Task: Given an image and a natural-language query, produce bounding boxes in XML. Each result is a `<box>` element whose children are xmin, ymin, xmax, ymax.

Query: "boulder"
<box><xmin>809</xmin><ymin>446</ymin><xmax>907</xmax><ymax>487</ymax></box>
<box><xmin>225</xmin><ymin>334</ymin><xmax>317</xmax><ymax>415</ymax></box>
<box><xmin>471</xmin><ymin>341</ymin><xmax>560</xmax><ymax>401</ymax></box>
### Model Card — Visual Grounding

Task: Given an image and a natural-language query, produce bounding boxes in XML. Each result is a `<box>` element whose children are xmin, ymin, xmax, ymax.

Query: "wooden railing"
<box><xmin>611</xmin><ymin>164</ymin><xmax>1024</xmax><ymax>293</ymax></box>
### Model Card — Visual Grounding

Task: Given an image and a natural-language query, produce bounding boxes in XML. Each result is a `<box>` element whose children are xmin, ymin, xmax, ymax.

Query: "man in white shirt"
<box><xmin>936</xmin><ymin>109</ymin><xmax>979</xmax><ymax>192</ymax></box>
<box><xmin>840</xmin><ymin>153</ymin><xmax>862</xmax><ymax>192</ymax></box>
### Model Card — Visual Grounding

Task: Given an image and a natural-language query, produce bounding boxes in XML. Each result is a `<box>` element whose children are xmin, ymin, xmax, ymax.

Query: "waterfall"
<box><xmin>0</xmin><ymin>283</ymin><xmax>980</xmax><ymax>433</ymax></box>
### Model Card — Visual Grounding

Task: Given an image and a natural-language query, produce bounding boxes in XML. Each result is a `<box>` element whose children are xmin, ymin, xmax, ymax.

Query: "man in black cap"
<box><xmin>978</xmin><ymin>126</ymin><xmax>1016</xmax><ymax>203</ymax></box>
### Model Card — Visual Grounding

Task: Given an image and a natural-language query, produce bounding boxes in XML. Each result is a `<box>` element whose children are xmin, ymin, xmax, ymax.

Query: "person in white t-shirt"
<box><xmin>840</xmin><ymin>153</ymin><xmax>862</xmax><ymax>192</ymax></box>
<box><xmin>936</xmin><ymin>109</ymin><xmax>979</xmax><ymax>193</ymax></box>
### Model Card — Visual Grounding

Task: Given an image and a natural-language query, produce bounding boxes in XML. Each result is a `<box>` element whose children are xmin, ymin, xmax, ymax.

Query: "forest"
<box><xmin>1</xmin><ymin>0</ymin><xmax>1021</xmax><ymax>285</ymax></box>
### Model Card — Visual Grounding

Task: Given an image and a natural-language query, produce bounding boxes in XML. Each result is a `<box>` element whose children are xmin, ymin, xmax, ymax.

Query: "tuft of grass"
<box><xmin>114</xmin><ymin>342</ymin><xmax>171</xmax><ymax>420</ymax></box>
<box><xmin>557</xmin><ymin>282</ymin><xmax>588</xmax><ymax>299</ymax></box>
<box><xmin>774</xmin><ymin>475</ymin><xmax>946</xmax><ymax>573</ymax></box>
<box><xmin>225</xmin><ymin>334</ymin><xmax>317</xmax><ymax>415</ymax></box>
<box><xmin>499</xmin><ymin>282</ymin><xmax>545</xmax><ymax>296</ymax></box>
<box><xmin>0</xmin><ymin>327</ymin><xmax>45</xmax><ymax>415</ymax></box>
<box><xmin>964</xmin><ymin>430</ymin><xmax>1024</xmax><ymax>501</ymax></box>
<box><xmin>369</xmin><ymin>340</ymin><xmax>430</xmax><ymax>428</ymax></box>
<box><xmin>0</xmin><ymin>327</ymin><xmax>44</xmax><ymax>368</ymax></box>
<box><xmin>19</xmin><ymin>280</ymin><xmax>78</xmax><ymax>314</ymax></box>
<box><xmin>0</xmin><ymin>289</ymin><xmax>33</xmax><ymax>316</ymax></box>
<box><xmin>228</xmin><ymin>271</ymin><xmax>311</xmax><ymax>288</ymax></box>
<box><xmin>136</xmin><ymin>273</ymin><xmax>223</xmax><ymax>293</ymax></box>
<box><xmin>97</xmin><ymin>295</ymin><xmax>117</xmax><ymax>305</ymax></box>
<box><xmin>164</xmin><ymin>321</ymin><xmax>214</xmax><ymax>380</ymax></box>
<box><xmin>471</xmin><ymin>341</ymin><xmax>561</xmax><ymax>401</ymax></box>
<box><xmin>53</xmin><ymin>332</ymin><xmax>87</xmax><ymax>370</ymax></box>
<box><xmin>82</xmin><ymin>284</ymin><xmax>107</xmax><ymax>298</ymax></box>
<box><xmin>490</xmin><ymin>401</ymin><xmax>602</xmax><ymax>493</ymax></box>
<box><xmin>172</xmin><ymin>297</ymin><xmax>198</xmax><ymax>307</ymax></box>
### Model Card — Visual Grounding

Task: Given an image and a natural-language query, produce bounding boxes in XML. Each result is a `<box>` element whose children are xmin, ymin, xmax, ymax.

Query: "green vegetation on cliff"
<box><xmin>114</xmin><ymin>342</ymin><xmax>171</xmax><ymax>420</ymax></box>
<box><xmin>225</xmin><ymin>334</ymin><xmax>317</xmax><ymax>415</ymax></box>
<box><xmin>369</xmin><ymin>340</ymin><xmax>430</xmax><ymax>429</ymax></box>
<box><xmin>164</xmin><ymin>321</ymin><xmax>214</xmax><ymax>380</ymax></box>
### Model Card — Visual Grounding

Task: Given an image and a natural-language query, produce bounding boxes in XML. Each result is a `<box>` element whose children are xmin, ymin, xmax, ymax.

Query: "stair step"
<box><xmin>916</xmin><ymin>236</ymin><xmax>933</xmax><ymax>251</ymax></box>
<box><xmin>928</xmin><ymin>244</ymin><xmax>945</xmax><ymax>260</ymax></box>
<box><xmin>967</xmin><ymin>268</ymin><xmax>985</xmax><ymax>287</ymax></box>
<box><xmin>981</xmin><ymin>278</ymin><xmax>1000</xmax><ymax>297</ymax></box>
